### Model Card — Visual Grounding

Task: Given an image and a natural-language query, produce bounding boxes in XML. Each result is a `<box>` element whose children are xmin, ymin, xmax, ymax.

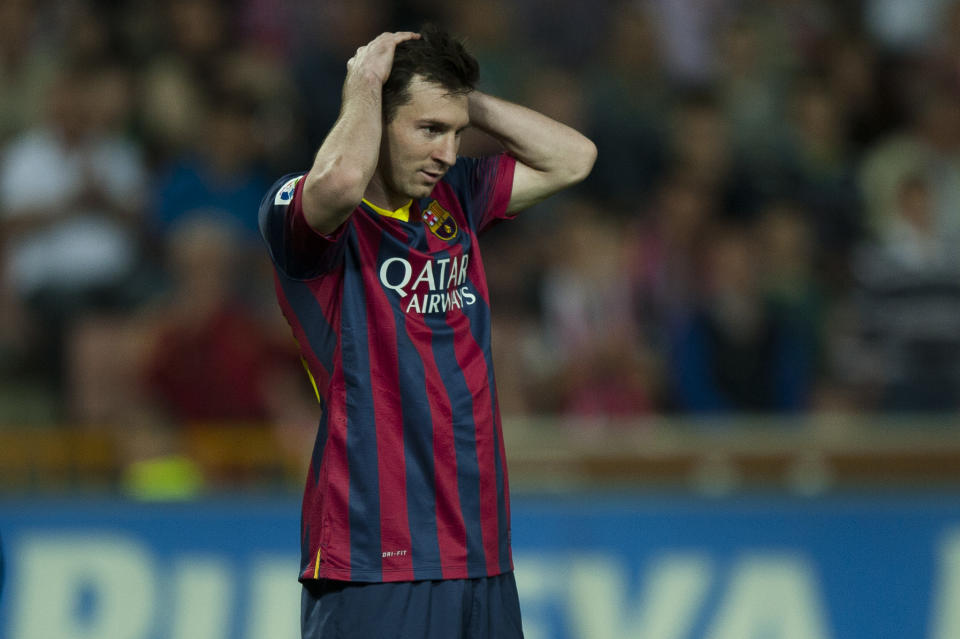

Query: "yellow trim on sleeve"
<box><xmin>362</xmin><ymin>198</ymin><xmax>413</xmax><ymax>222</ymax></box>
<box><xmin>314</xmin><ymin>548</ymin><xmax>322</xmax><ymax>578</ymax></box>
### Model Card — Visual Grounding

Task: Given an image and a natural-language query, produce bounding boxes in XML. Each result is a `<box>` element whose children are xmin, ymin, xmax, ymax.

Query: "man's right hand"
<box><xmin>345</xmin><ymin>31</ymin><xmax>420</xmax><ymax>90</ymax></box>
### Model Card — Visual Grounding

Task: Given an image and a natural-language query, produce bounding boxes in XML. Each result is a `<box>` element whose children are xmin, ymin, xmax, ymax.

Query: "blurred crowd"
<box><xmin>4</xmin><ymin>0</ymin><xmax>960</xmax><ymax>441</ymax></box>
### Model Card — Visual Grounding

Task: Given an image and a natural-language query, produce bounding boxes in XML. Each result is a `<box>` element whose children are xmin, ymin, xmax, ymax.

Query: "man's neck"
<box><xmin>363</xmin><ymin>175</ymin><xmax>409</xmax><ymax>212</ymax></box>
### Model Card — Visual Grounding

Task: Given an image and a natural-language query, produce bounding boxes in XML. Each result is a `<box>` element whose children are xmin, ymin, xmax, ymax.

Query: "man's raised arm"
<box><xmin>467</xmin><ymin>91</ymin><xmax>597</xmax><ymax>214</ymax></box>
<box><xmin>301</xmin><ymin>32</ymin><xmax>419</xmax><ymax>234</ymax></box>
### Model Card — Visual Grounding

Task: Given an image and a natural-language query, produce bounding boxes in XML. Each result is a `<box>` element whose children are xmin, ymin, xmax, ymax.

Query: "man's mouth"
<box><xmin>420</xmin><ymin>169</ymin><xmax>443</xmax><ymax>182</ymax></box>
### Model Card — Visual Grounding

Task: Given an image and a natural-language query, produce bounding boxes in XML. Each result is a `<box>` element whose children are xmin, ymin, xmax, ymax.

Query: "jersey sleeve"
<box><xmin>447</xmin><ymin>153</ymin><xmax>517</xmax><ymax>235</ymax></box>
<box><xmin>258</xmin><ymin>172</ymin><xmax>348</xmax><ymax>280</ymax></box>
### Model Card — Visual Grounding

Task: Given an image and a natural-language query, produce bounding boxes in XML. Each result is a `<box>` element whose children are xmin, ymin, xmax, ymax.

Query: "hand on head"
<box><xmin>347</xmin><ymin>31</ymin><xmax>420</xmax><ymax>86</ymax></box>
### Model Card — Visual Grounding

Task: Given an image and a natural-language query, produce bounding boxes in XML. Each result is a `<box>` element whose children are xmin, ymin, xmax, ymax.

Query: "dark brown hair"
<box><xmin>382</xmin><ymin>24</ymin><xmax>479</xmax><ymax>122</ymax></box>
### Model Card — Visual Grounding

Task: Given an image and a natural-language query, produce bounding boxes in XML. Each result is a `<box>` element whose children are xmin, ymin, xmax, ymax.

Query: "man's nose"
<box><xmin>434</xmin><ymin>134</ymin><xmax>458</xmax><ymax>167</ymax></box>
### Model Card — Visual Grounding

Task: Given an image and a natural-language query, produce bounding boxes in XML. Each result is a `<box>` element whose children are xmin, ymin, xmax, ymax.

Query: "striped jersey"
<box><xmin>259</xmin><ymin>153</ymin><xmax>517</xmax><ymax>582</ymax></box>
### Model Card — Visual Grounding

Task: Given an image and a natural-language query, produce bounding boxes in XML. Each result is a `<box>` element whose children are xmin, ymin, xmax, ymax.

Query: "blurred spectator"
<box><xmin>755</xmin><ymin>200</ymin><xmax>823</xmax><ymax>322</ymax></box>
<box><xmin>235</xmin><ymin>0</ymin><xmax>296</xmax><ymax>60</ymax></box>
<box><xmin>646</xmin><ymin>0</ymin><xmax>732</xmax><ymax>86</ymax></box>
<box><xmin>666</xmin><ymin>90</ymin><xmax>763</xmax><ymax>220</ymax></box>
<box><xmin>137</xmin><ymin>0</ymin><xmax>234</xmax><ymax>161</ymax></box>
<box><xmin>540</xmin><ymin>201</ymin><xmax>658</xmax><ymax>416</ymax></box>
<box><xmin>754</xmin><ymin>201</ymin><xmax>825</xmax><ymax>394</ymax></box>
<box><xmin>0</xmin><ymin>63</ymin><xmax>148</xmax><ymax>394</ymax></box>
<box><xmin>859</xmin><ymin>82</ymin><xmax>960</xmax><ymax>242</ymax></box>
<box><xmin>583</xmin><ymin>0</ymin><xmax>668</xmax><ymax>207</ymax></box>
<box><xmin>0</xmin><ymin>0</ymin><xmax>59</xmax><ymax>145</ymax></box>
<box><xmin>482</xmin><ymin>223</ymin><xmax>549</xmax><ymax>416</ymax></box>
<box><xmin>64</xmin><ymin>216</ymin><xmax>316</xmax><ymax>485</ymax></box>
<box><xmin>0</xmin><ymin>242</ymin><xmax>55</xmax><ymax>424</ymax></box>
<box><xmin>516</xmin><ymin>64</ymin><xmax>591</xmax><ymax>138</ymax></box>
<box><xmin>744</xmin><ymin>0</ymin><xmax>837</xmax><ymax>67</ymax></box>
<box><xmin>151</xmin><ymin>87</ymin><xmax>272</xmax><ymax>246</ymax></box>
<box><xmin>864</xmin><ymin>0</ymin><xmax>954</xmax><ymax>53</ymax></box>
<box><xmin>844</xmin><ymin>174</ymin><xmax>960</xmax><ymax>411</ymax></box>
<box><xmin>667</xmin><ymin>222</ymin><xmax>815</xmax><ymax>413</ymax></box>
<box><xmin>824</xmin><ymin>35</ymin><xmax>899</xmax><ymax>151</ymax></box>
<box><xmin>142</xmin><ymin>217</ymin><xmax>307</xmax><ymax>425</ymax></box>
<box><xmin>447</xmin><ymin>0</ymin><xmax>527</xmax><ymax>99</ymax></box>
<box><xmin>778</xmin><ymin>75</ymin><xmax>863</xmax><ymax>281</ymax></box>
<box><xmin>0</xmin><ymin>247</ymin><xmax>26</xmax><ymax>372</ymax></box>
<box><xmin>67</xmin><ymin>311</ymin><xmax>158</xmax><ymax>427</ymax></box>
<box><xmin>133</xmin><ymin>0</ymin><xmax>302</xmax><ymax>169</ymax></box>
<box><xmin>667</xmin><ymin>92</ymin><xmax>729</xmax><ymax>192</ymax></box>
<box><xmin>56</xmin><ymin>0</ymin><xmax>128</xmax><ymax>67</ymax></box>
<box><xmin>629</xmin><ymin>170</ymin><xmax>712</xmax><ymax>359</ymax></box>
<box><xmin>558</xmin><ymin>334</ymin><xmax>659</xmax><ymax>418</ymax></box>
<box><xmin>211</xmin><ymin>11</ymin><xmax>305</xmax><ymax>172</ymax></box>
<box><xmin>516</xmin><ymin>0</ymin><xmax>608</xmax><ymax>70</ymax></box>
<box><xmin>926</xmin><ymin>0</ymin><xmax>960</xmax><ymax>91</ymax></box>
<box><xmin>715</xmin><ymin>15</ymin><xmax>790</xmax><ymax>169</ymax></box>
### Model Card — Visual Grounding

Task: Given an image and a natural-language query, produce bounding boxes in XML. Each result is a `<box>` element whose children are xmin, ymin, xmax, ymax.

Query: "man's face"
<box><xmin>378</xmin><ymin>75</ymin><xmax>470</xmax><ymax>204</ymax></box>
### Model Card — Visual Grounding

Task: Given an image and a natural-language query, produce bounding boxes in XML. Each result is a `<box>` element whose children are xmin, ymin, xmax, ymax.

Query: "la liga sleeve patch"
<box><xmin>275</xmin><ymin>176</ymin><xmax>303</xmax><ymax>206</ymax></box>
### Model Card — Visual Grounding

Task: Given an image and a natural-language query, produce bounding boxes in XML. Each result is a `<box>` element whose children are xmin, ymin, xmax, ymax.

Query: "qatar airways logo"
<box><xmin>379</xmin><ymin>253</ymin><xmax>476</xmax><ymax>314</ymax></box>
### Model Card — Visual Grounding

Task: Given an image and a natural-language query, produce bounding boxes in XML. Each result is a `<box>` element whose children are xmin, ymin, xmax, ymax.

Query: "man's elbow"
<box><xmin>302</xmin><ymin>167</ymin><xmax>365</xmax><ymax>233</ymax></box>
<box><xmin>305</xmin><ymin>165</ymin><xmax>366</xmax><ymax>208</ymax></box>
<box><xmin>577</xmin><ymin>138</ymin><xmax>598</xmax><ymax>182</ymax></box>
<box><xmin>565</xmin><ymin>137</ymin><xmax>598</xmax><ymax>186</ymax></box>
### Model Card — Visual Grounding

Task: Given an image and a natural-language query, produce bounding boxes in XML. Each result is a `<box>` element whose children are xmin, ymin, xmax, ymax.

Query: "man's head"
<box><xmin>382</xmin><ymin>24</ymin><xmax>479</xmax><ymax>123</ymax></box>
<box><xmin>371</xmin><ymin>25</ymin><xmax>479</xmax><ymax>207</ymax></box>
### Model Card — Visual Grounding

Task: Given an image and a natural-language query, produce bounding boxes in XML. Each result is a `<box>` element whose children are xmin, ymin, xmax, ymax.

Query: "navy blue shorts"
<box><xmin>301</xmin><ymin>572</ymin><xmax>524</xmax><ymax>639</ymax></box>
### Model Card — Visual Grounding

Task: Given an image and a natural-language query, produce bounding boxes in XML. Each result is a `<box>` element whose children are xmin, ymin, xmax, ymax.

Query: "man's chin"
<box><xmin>409</xmin><ymin>184</ymin><xmax>435</xmax><ymax>198</ymax></box>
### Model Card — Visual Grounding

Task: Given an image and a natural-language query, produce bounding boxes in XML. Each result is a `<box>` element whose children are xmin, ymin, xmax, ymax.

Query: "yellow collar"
<box><xmin>363</xmin><ymin>198</ymin><xmax>413</xmax><ymax>222</ymax></box>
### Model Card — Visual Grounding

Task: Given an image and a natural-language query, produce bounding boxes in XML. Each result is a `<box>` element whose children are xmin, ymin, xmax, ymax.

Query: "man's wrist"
<box><xmin>342</xmin><ymin>73</ymin><xmax>383</xmax><ymax>110</ymax></box>
<box><xmin>467</xmin><ymin>91</ymin><xmax>494</xmax><ymax>130</ymax></box>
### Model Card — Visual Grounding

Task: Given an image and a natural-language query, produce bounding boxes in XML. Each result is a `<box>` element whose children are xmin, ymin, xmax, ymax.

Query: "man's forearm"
<box><xmin>301</xmin><ymin>76</ymin><xmax>383</xmax><ymax>233</ymax></box>
<box><xmin>468</xmin><ymin>91</ymin><xmax>596</xmax><ymax>206</ymax></box>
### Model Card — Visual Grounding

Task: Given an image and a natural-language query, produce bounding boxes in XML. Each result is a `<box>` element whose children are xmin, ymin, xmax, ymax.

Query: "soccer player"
<box><xmin>259</xmin><ymin>26</ymin><xmax>596</xmax><ymax>638</ymax></box>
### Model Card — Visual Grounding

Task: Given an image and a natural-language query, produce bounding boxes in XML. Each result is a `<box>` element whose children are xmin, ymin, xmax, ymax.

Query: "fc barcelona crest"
<box><xmin>423</xmin><ymin>200</ymin><xmax>458</xmax><ymax>241</ymax></box>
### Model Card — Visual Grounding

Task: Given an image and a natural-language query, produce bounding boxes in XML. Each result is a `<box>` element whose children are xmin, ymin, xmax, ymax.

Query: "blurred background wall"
<box><xmin>3</xmin><ymin>0</ymin><xmax>960</xmax><ymax>637</ymax></box>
